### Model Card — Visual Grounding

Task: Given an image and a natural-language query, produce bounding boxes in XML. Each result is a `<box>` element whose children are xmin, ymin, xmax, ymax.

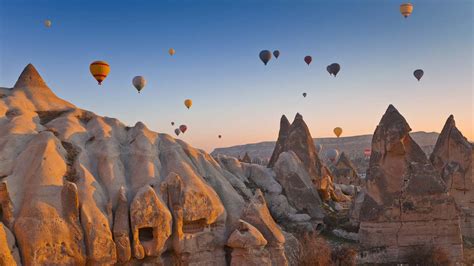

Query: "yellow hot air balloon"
<box><xmin>44</xmin><ymin>19</ymin><xmax>52</xmax><ymax>28</ymax></box>
<box><xmin>400</xmin><ymin>3</ymin><xmax>413</xmax><ymax>18</ymax></box>
<box><xmin>333</xmin><ymin>127</ymin><xmax>342</xmax><ymax>138</ymax></box>
<box><xmin>184</xmin><ymin>99</ymin><xmax>192</xmax><ymax>109</ymax></box>
<box><xmin>89</xmin><ymin>61</ymin><xmax>110</xmax><ymax>85</ymax></box>
<box><xmin>169</xmin><ymin>48</ymin><xmax>175</xmax><ymax>56</ymax></box>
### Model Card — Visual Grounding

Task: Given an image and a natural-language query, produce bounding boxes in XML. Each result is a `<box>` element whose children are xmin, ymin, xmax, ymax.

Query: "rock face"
<box><xmin>332</xmin><ymin>152</ymin><xmax>361</xmax><ymax>186</ymax></box>
<box><xmin>0</xmin><ymin>64</ymin><xmax>292</xmax><ymax>265</ymax></box>
<box><xmin>430</xmin><ymin>115</ymin><xmax>474</xmax><ymax>238</ymax></box>
<box><xmin>273</xmin><ymin>152</ymin><xmax>325</xmax><ymax>220</ymax></box>
<box><xmin>227</xmin><ymin>219</ymin><xmax>271</xmax><ymax>266</ymax></box>
<box><xmin>267</xmin><ymin>114</ymin><xmax>339</xmax><ymax>203</ymax></box>
<box><xmin>358</xmin><ymin>105</ymin><xmax>463</xmax><ymax>263</ymax></box>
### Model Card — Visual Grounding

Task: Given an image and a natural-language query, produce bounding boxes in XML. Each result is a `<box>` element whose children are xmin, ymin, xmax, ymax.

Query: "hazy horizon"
<box><xmin>1</xmin><ymin>0</ymin><xmax>472</xmax><ymax>152</ymax></box>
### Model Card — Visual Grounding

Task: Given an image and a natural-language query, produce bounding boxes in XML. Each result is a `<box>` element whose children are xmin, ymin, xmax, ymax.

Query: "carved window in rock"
<box><xmin>139</xmin><ymin>227</ymin><xmax>154</xmax><ymax>242</ymax></box>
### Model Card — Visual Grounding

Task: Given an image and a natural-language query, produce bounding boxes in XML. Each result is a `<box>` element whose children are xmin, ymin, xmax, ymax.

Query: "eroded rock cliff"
<box><xmin>0</xmin><ymin>64</ymin><xmax>294</xmax><ymax>265</ymax></box>
<box><xmin>358</xmin><ymin>105</ymin><xmax>463</xmax><ymax>263</ymax></box>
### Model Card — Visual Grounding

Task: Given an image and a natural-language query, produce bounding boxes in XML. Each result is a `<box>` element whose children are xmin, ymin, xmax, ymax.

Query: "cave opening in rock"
<box><xmin>139</xmin><ymin>227</ymin><xmax>154</xmax><ymax>242</ymax></box>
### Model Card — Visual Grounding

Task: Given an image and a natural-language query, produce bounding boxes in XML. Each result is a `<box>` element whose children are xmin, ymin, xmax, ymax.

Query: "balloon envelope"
<box><xmin>171</xmin><ymin>122</ymin><xmax>175</xmax><ymax>126</ymax></box>
<box><xmin>218</xmin><ymin>135</ymin><xmax>222</xmax><ymax>139</ymax></box>
<box><xmin>89</xmin><ymin>61</ymin><xmax>110</xmax><ymax>85</ymax></box>
<box><xmin>400</xmin><ymin>3</ymin><xmax>413</xmax><ymax>18</ymax></box>
<box><xmin>179</xmin><ymin>125</ymin><xmax>187</xmax><ymax>133</ymax></box>
<box><xmin>364</xmin><ymin>148</ymin><xmax>371</xmax><ymax>157</ymax></box>
<box><xmin>302</xmin><ymin>92</ymin><xmax>307</xmax><ymax>98</ymax></box>
<box><xmin>413</xmin><ymin>69</ymin><xmax>424</xmax><ymax>81</ymax></box>
<box><xmin>333</xmin><ymin>127</ymin><xmax>343</xmax><ymax>138</ymax></box>
<box><xmin>327</xmin><ymin>63</ymin><xmax>341</xmax><ymax>76</ymax></box>
<box><xmin>331</xmin><ymin>63</ymin><xmax>341</xmax><ymax>76</ymax></box>
<box><xmin>132</xmin><ymin>76</ymin><xmax>146</xmax><ymax>93</ymax></box>
<box><xmin>327</xmin><ymin>149</ymin><xmax>339</xmax><ymax>162</ymax></box>
<box><xmin>174</xmin><ymin>128</ymin><xmax>180</xmax><ymax>136</ymax></box>
<box><xmin>273</xmin><ymin>50</ymin><xmax>280</xmax><ymax>59</ymax></box>
<box><xmin>44</xmin><ymin>19</ymin><xmax>52</xmax><ymax>28</ymax></box>
<box><xmin>169</xmin><ymin>48</ymin><xmax>175</xmax><ymax>56</ymax></box>
<box><xmin>304</xmin><ymin>56</ymin><xmax>312</xmax><ymax>65</ymax></box>
<box><xmin>184</xmin><ymin>99</ymin><xmax>192</xmax><ymax>109</ymax></box>
<box><xmin>259</xmin><ymin>50</ymin><xmax>272</xmax><ymax>65</ymax></box>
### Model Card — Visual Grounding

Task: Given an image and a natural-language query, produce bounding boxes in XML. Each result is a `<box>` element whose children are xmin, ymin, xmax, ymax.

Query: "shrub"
<box><xmin>332</xmin><ymin>246</ymin><xmax>357</xmax><ymax>266</ymax></box>
<box><xmin>298</xmin><ymin>231</ymin><xmax>333</xmax><ymax>266</ymax></box>
<box><xmin>406</xmin><ymin>246</ymin><xmax>450</xmax><ymax>266</ymax></box>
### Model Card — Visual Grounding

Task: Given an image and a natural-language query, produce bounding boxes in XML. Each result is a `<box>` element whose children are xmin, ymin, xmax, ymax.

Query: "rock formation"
<box><xmin>430</xmin><ymin>115</ymin><xmax>474</xmax><ymax>239</ymax></box>
<box><xmin>332</xmin><ymin>152</ymin><xmax>361</xmax><ymax>186</ymax></box>
<box><xmin>267</xmin><ymin>114</ymin><xmax>340</xmax><ymax>202</ymax></box>
<box><xmin>0</xmin><ymin>64</ymin><xmax>297</xmax><ymax>265</ymax></box>
<box><xmin>358</xmin><ymin>105</ymin><xmax>463</xmax><ymax>263</ymax></box>
<box><xmin>227</xmin><ymin>219</ymin><xmax>271</xmax><ymax>266</ymax></box>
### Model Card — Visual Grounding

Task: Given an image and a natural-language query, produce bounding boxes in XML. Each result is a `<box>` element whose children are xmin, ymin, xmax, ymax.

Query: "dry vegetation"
<box><xmin>297</xmin><ymin>231</ymin><xmax>357</xmax><ymax>266</ymax></box>
<box><xmin>406</xmin><ymin>246</ymin><xmax>450</xmax><ymax>265</ymax></box>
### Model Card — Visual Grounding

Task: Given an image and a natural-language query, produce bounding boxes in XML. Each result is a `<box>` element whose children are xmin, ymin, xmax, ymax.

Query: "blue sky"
<box><xmin>0</xmin><ymin>0</ymin><xmax>472</xmax><ymax>151</ymax></box>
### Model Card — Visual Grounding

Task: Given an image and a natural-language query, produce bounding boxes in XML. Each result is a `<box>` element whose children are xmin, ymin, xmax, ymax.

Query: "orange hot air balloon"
<box><xmin>333</xmin><ymin>127</ymin><xmax>342</xmax><ymax>138</ymax></box>
<box><xmin>90</xmin><ymin>61</ymin><xmax>110</xmax><ymax>85</ymax></box>
<box><xmin>169</xmin><ymin>48</ymin><xmax>175</xmax><ymax>56</ymax></box>
<box><xmin>400</xmin><ymin>3</ymin><xmax>413</xmax><ymax>18</ymax></box>
<box><xmin>184</xmin><ymin>99</ymin><xmax>192</xmax><ymax>109</ymax></box>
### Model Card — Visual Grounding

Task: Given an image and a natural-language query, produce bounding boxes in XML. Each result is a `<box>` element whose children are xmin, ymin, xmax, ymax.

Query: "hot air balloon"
<box><xmin>218</xmin><ymin>135</ymin><xmax>222</xmax><ymax>139</ymax></box>
<box><xmin>413</xmin><ymin>69</ymin><xmax>424</xmax><ymax>81</ymax></box>
<box><xmin>302</xmin><ymin>92</ymin><xmax>307</xmax><ymax>98</ymax></box>
<box><xmin>331</xmin><ymin>63</ymin><xmax>341</xmax><ymax>76</ymax></box>
<box><xmin>259</xmin><ymin>50</ymin><xmax>272</xmax><ymax>65</ymax></box>
<box><xmin>90</xmin><ymin>61</ymin><xmax>110</xmax><ymax>85</ymax></box>
<box><xmin>169</xmin><ymin>48</ymin><xmax>175</xmax><ymax>56</ymax></box>
<box><xmin>132</xmin><ymin>76</ymin><xmax>146</xmax><ymax>93</ymax></box>
<box><xmin>364</xmin><ymin>148</ymin><xmax>371</xmax><ymax>159</ymax></box>
<box><xmin>184</xmin><ymin>99</ymin><xmax>192</xmax><ymax>109</ymax></box>
<box><xmin>400</xmin><ymin>3</ymin><xmax>413</xmax><ymax>18</ymax></box>
<box><xmin>179</xmin><ymin>125</ymin><xmax>187</xmax><ymax>133</ymax></box>
<box><xmin>316</xmin><ymin>144</ymin><xmax>322</xmax><ymax>153</ymax></box>
<box><xmin>273</xmin><ymin>50</ymin><xmax>280</xmax><ymax>59</ymax></box>
<box><xmin>171</xmin><ymin>122</ymin><xmax>175</xmax><ymax>126</ymax></box>
<box><xmin>327</xmin><ymin>63</ymin><xmax>341</xmax><ymax>77</ymax></box>
<box><xmin>174</xmin><ymin>128</ymin><xmax>180</xmax><ymax>136</ymax></box>
<box><xmin>304</xmin><ymin>56</ymin><xmax>312</xmax><ymax>66</ymax></box>
<box><xmin>327</xmin><ymin>149</ymin><xmax>339</xmax><ymax>163</ymax></box>
<box><xmin>44</xmin><ymin>19</ymin><xmax>52</xmax><ymax>28</ymax></box>
<box><xmin>333</xmin><ymin>127</ymin><xmax>343</xmax><ymax>138</ymax></box>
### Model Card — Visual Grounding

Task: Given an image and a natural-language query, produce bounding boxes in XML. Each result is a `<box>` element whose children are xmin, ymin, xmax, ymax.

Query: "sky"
<box><xmin>0</xmin><ymin>0</ymin><xmax>472</xmax><ymax>152</ymax></box>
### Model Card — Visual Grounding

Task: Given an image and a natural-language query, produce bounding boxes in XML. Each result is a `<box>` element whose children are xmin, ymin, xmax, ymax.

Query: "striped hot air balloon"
<box><xmin>90</xmin><ymin>61</ymin><xmax>110</xmax><ymax>85</ymax></box>
<box><xmin>400</xmin><ymin>3</ymin><xmax>413</xmax><ymax>18</ymax></box>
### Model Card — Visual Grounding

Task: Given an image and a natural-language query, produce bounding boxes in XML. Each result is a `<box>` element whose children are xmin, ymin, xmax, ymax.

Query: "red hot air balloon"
<box><xmin>304</xmin><ymin>56</ymin><xmax>312</xmax><ymax>66</ymax></box>
<box><xmin>179</xmin><ymin>125</ymin><xmax>187</xmax><ymax>133</ymax></box>
<box><xmin>364</xmin><ymin>148</ymin><xmax>371</xmax><ymax>159</ymax></box>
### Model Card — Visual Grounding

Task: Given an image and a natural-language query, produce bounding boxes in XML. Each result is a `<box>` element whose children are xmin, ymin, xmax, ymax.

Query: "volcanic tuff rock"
<box><xmin>267</xmin><ymin>113</ymin><xmax>342</xmax><ymax>205</ymax></box>
<box><xmin>332</xmin><ymin>152</ymin><xmax>361</xmax><ymax>186</ymax></box>
<box><xmin>358</xmin><ymin>105</ymin><xmax>463</xmax><ymax>263</ymax></box>
<box><xmin>0</xmin><ymin>64</ymin><xmax>298</xmax><ymax>265</ymax></box>
<box><xmin>430</xmin><ymin>115</ymin><xmax>474</xmax><ymax>238</ymax></box>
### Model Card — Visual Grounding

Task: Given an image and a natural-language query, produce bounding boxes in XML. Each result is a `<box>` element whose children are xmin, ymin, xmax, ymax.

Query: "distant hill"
<box><xmin>211</xmin><ymin>131</ymin><xmax>440</xmax><ymax>172</ymax></box>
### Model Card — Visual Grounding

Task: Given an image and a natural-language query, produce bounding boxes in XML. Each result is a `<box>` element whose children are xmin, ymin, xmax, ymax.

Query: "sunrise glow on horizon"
<box><xmin>1</xmin><ymin>0</ymin><xmax>472</xmax><ymax>152</ymax></box>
